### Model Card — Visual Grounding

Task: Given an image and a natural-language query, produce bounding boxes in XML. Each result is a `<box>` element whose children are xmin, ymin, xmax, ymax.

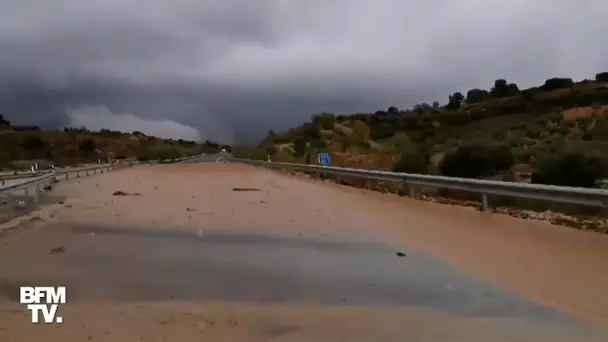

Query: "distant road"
<box><xmin>0</xmin><ymin>162</ymin><xmax>606</xmax><ymax>341</ymax></box>
<box><xmin>179</xmin><ymin>153</ymin><xmax>229</xmax><ymax>164</ymax></box>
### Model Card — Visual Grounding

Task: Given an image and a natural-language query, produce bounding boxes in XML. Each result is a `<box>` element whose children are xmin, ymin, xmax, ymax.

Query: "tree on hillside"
<box><xmin>432</xmin><ymin>101</ymin><xmax>440</xmax><ymax>109</ymax></box>
<box><xmin>21</xmin><ymin>135</ymin><xmax>46</xmax><ymax>152</ymax></box>
<box><xmin>446</xmin><ymin>92</ymin><xmax>464</xmax><ymax>110</ymax></box>
<box><xmin>486</xmin><ymin>145</ymin><xmax>514</xmax><ymax>174</ymax></box>
<box><xmin>293</xmin><ymin>136</ymin><xmax>307</xmax><ymax>157</ymax></box>
<box><xmin>466</xmin><ymin>88</ymin><xmax>490</xmax><ymax>104</ymax></box>
<box><xmin>266</xmin><ymin>144</ymin><xmax>278</xmax><ymax>155</ymax></box>
<box><xmin>387</xmin><ymin>106</ymin><xmax>400</xmax><ymax>115</ymax></box>
<box><xmin>507</xmin><ymin>83</ymin><xmax>519</xmax><ymax>95</ymax></box>
<box><xmin>540</xmin><ymin>78</ymin><xmax>574</xmax><ymax>91</ymax></box>
<box><xmin>491</xmin><ymin>79</ymin><xmax>509</xmax><ymax>98</ymax></box>
<box><xmin>392</xmin><ymin>150</ymin><xmax>429</xmax><ymax>174</ymax></box>
<box><xmin>490</xmin><ymin>79</ymin><xmax>519</xmax><ymax>98</ymax></box>
<box><xmin>531</xmin><ymin>152</ymin><xmax>608</xmax><ymax>188</ymax></box>
<box><xmin>78</xmin><ymin>139</ymin><xmax>97</xmax><ymax>154</ymax></box>
<box><xmin>440</xmin><ymin>144</ymin><xmax>514</xmax><ymax>178</ymax></box>
<box><xmin>21</xmin><ymin>135</ymin><xmax>47</xmax><ymax>155</ymax></box>
<box><xmin>301</xmin><ymin>124</ymin><xmax>321</xmax><ymax>140</ymax></box>
<box><xmin>412</xmin><ymin>103</ymin><xmax>432</xmax><ymax>115</ymax></box>
<box><xmin>595</xmin><ymin>72</ymin><xmax>608</xmax><ymax>82</ymax></box>
<box><xmin>0</xmin><ymin>114</ymin><xmax>10</xmax><ymax>126</ymax></box>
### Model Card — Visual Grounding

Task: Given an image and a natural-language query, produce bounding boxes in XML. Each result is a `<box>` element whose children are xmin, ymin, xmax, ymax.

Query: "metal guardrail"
<box><xmin>0</xmin><ymin>155</ymin><xmax>202</xmax><ymax>184</ymax></box>
<box><xmin>0</xmin><ymin>154</ymin><xmax>203</xmax><ymax>195</ymax></box>
<box><xmin>0</xmin><ymin>163</ymin><xmax>128</xmax><ymax>199</ymax></box>
<box><xmin>0</xmin><ymin>171</ymin><xmax>54</xmax><ymax>185</ymax></box>
<box><xmin>231</xmin><ymin>158</ymin><xmax>608</xmax><ymax>211</ymax></box>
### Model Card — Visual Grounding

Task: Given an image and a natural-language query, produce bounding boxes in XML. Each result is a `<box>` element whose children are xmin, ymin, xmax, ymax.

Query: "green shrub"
<box><xmin>531</xmin><ymin>152</ymin><xmax>608</xmax><ymax>187</ymax></box>
<box><xmin>392</xmin><ymin>150</ymin><xmax>429</xmax><ymax>174</ymax></box>
<box><xmin>440</xmin><ymin>144</ymin><xmax>514</xmax><ymax>178</ymax></box>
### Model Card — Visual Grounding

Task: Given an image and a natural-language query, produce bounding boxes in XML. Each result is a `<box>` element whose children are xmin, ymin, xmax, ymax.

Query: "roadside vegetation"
<box><xmin>248</xmin><ymin>73</ymin><xmax>608</xmax><ymax>188</ymax></box>
<box><xmin>0</xmin><ymin>118</ymin><xmax>222</xmax><ymax>170</ymax></box>
<box><xmin>239</xmin><ymin>72</ymin><xmax>608</xmax><ymax>232</ymax></box>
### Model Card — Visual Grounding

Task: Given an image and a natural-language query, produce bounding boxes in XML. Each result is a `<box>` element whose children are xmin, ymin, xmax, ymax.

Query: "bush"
<box><xmin>540</xmin><ymin>78</ymin><xmax>575</xmax><ymax>91</ymax></box>
<box><xmin>138</xmin><ymin>144</ymin><xmax>183</xmax><ymax>161</ymax></box>
<box><xmin>466</xmin><ymin>88</ymin><xmax>490</xmax><ymax>104</ymax></box>
<box><xmin>293</xmin><ymin>137</ymin><xmax>307</xmax><ymax>157</ymax></box>
<box><xmin>531</xmin><ymin>152</ymin><xmax>608</xmax><ymax>187</ymax></box>
<box><xmin>525</xmin><ymin>127</ymin><xmax>542</xmax><ymax>139</ymax></box>
<box><xmin>392</xmin><ymin>151</ymin><xmax>429</xmax><ymax>174</ymax></box>
<box><xmin>369</xmin><ymin>123</ymin><xmax>398</xmax><ymax>140</ymax></box>
<box><xmin>595</xmin><ymin>72</ymin><xmax>608</xmax><ymax>82</ymax></box>
<box><xmin>21</xmin><ymin>135</ymin><xmax>47</xmax><ymax>155</ymax></box>
<box><xmin>440</xmin><ymin>144</ymin><xmax>514</xmax><ymax>178</ymax></box>
<box><xmin>78</xmin><ymin>139</ymin><xmax>97</xmax><ymax>154</ymax></box>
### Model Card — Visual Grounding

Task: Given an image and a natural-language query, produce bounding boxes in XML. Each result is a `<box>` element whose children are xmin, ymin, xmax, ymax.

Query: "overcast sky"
<box><xmin>0</xmin><ymin>0</ymin><xmax>606</xmax><ymax>143</ymax></box>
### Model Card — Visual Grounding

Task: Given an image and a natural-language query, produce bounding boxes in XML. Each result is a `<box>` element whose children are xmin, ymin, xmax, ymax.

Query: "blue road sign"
<box><xmin>317</xmin><ymin>152</ymin><xmax>330</xmax><ymax>165</ymax></box>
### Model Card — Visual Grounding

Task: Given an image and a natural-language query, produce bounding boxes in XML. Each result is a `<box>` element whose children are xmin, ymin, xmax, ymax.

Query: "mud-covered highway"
<box><xmin>0</xmin><ymin>163</ymin><xmax>607</xmax><ymax>341</ymax></box>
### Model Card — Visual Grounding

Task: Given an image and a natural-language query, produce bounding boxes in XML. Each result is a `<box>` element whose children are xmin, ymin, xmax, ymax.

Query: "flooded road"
<box><xmin>0</xmin><ymin>163</ymin><xmax>607</xmax><ymax>341</ymax></box>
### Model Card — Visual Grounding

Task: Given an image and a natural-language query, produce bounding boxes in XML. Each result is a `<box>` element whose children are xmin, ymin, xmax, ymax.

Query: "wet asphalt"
<box><xmin>0</xmin><ymin>223</ymin><xmax>590</xmax><ymax>328</ymax></box>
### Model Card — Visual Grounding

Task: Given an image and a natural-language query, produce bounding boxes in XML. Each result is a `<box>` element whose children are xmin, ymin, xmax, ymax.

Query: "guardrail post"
<box><xmin>32</xmin><ymin>184</ymin><xmax>40</xmax><ymax>205</ymax></box>
<box><xmin>481</xmin><ymin>193</ymin><xmax>489</xmax><ymax>212</ymax></box>
<box><xmin>65</xmin><ymin>172</ymin><xmax>69</xmax><ymax>180</ymax></box>
<box><xmin>408</xmin><ymin>185</ymin><xmax>416</xmax><ymax>198</ymax></box>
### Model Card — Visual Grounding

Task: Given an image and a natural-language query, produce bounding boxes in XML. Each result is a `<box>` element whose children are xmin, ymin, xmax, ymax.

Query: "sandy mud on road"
<box><xmin>0</xmin><ymin>163</ymin><xmax>607</xmax><ymax>341</ymax></box>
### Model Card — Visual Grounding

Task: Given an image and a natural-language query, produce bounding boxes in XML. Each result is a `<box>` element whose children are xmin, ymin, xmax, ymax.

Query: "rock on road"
<box><xmin>0</xmin><ymin>163</ymin><xmax>607</xmax><ymax>342</ymax></box>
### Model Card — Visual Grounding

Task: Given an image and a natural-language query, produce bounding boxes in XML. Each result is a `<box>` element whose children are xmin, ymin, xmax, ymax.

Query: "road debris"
<box><xmin>50</xmin><ymin>246</ymin><xmax>65</xmax><ymax>254</ymax></box>
<box><xmin>112</xmin><ymin>191</ymin><xmax>142</xmax><ymax>196</ymax></box>
<box><xmin>396</xmin><ymin>252</ymin><xmax>406</xmax><ymax>257</ymax></box>
<box><xmin>232</xmin><ymin>188</ymin><xmax>261</xmax><ymax>192</ymax></box>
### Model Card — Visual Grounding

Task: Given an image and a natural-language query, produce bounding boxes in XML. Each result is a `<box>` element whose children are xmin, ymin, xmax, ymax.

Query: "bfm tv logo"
<box><xmin>20</xmin><ymin>286</ymin><xmax>66</xmax><ymax>324</ymax></box>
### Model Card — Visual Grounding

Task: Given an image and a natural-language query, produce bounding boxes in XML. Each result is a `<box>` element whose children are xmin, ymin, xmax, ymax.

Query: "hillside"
<box><xmin>0</xmin><ymin>116</ymin><xmax>224</xmax><ymax>171</ymax></box>
<box><xmin>249</xmin><ymin>72</ymin><xmax>608</xmax><ymax>189</ymax></box>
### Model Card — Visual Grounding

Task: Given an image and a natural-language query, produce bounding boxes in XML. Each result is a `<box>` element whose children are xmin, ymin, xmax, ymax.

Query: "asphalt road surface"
<box><xmin>0</xmin><ymin>163</ymin><xmax>607</xmax><ymax>342</ymax></box>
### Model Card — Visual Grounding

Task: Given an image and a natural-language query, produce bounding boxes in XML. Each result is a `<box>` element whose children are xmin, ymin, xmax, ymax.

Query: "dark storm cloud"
<box><xmin>1</xmin><ymin>0</ymin><xmax>607</xmax><ymax>143</ymax></box>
